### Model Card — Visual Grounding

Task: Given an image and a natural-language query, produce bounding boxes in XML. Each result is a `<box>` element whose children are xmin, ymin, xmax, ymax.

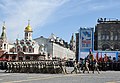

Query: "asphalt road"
<box><xmin>0</xmin><ymin>68</ymin><xmax>120</xmax><ymax>83</ymax></box>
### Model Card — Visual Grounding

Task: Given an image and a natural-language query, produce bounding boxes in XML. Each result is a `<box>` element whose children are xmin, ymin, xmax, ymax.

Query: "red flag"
<box><xmin>96</xmin><ymin>52</ymin><xmax>99</xmax><ymax>61</ymax></box>
<box><xmin>99</xmin><ymin>52</ymin><xmax>102</xmax><ymax>62</ymax></box>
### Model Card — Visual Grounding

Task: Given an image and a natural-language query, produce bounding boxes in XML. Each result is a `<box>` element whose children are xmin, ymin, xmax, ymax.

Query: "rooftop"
<box><xmin>97</xmin><ymin>18</ymin><xmax>120</xmax><ymax>24</ymax></box>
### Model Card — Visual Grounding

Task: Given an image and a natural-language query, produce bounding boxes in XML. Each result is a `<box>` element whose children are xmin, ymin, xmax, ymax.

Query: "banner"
<box><xmin>78</xmin><ymin>28</ymin><xmax>94</xmax><ymax>60</ymax></box>
<box><xmin>79</xmin><ymin>28</ymin><xmax>94</xmax><ymax>52</ymax></box>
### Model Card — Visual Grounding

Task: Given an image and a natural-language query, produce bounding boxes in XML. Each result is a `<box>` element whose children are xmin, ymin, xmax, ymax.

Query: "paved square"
<box><xmin>0</xmin><ymin>70</ymin><xmax>120</xmax><ymax>83</ymax></box>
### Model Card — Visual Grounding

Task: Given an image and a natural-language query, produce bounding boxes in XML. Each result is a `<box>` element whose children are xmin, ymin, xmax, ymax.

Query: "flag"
<box><xmin>99</xmin><ymin>52</ymin><xmax>102</xmax><ymax>62</ymax></box>
<box><xmin>96</xmin><ymin>52</ymin><xmax>99</xmax><ymax>61</ymax></box>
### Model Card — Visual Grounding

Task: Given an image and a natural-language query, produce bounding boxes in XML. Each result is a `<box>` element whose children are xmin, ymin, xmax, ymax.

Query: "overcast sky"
<box><xmin>0</xmin><ymin>0</ymin><xmax>120</xmax><ymax>42</ymax></box>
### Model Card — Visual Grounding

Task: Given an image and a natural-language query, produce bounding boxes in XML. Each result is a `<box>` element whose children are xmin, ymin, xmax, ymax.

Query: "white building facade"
<box><xmin>34</xmin><ymin>34</ymin><xmax>76</xmax><ymax>60</ymax></box>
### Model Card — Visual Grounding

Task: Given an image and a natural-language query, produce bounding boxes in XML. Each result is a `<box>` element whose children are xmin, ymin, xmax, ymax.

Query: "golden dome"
<box><xmin>24</xmin><ymin>20</ymin><xmax>32</xmax><ymax>32</ymax></box>
<box><xmin>25</xmin><ymin>24</ymin><xmax>32</xmax><ymax>32</ymax></box>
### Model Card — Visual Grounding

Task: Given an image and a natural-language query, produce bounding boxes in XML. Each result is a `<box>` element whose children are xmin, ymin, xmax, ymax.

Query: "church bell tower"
<box><xmin>24</xmin><ymin>20</ymin><xmax>33</xmax><ymax>40</ymax></box>
<box><xmin>0</xmin><ymin>22</ymin><xmax>9</xmax><ymax>51</ymax></box>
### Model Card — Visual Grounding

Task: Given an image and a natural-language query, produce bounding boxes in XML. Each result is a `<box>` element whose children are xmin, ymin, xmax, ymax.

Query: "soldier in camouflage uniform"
<box><xmin>71</xmin><ymin>60</ymin><xmax>78</xmax><ymax>74</ymax></box>
<box><xmin>59</xmin><ymin>60</ymin><xmax>67</xmax><ymax>74</ymax></box>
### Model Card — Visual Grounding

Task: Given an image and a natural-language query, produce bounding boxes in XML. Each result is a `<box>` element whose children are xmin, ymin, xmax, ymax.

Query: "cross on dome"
<box><xmin>24</xmin><ymin>20</ymin><xmax>32</xmax><ymax>32</ymax></box>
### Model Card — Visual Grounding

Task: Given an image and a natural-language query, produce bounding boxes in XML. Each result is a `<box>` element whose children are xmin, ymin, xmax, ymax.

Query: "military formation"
<box><xmin>0</xmin><ymin>60</ymin><xmax>67</xmax><ymax>74</ymax></box>
<box><xmin>0</xmin><ymin>59</ymin><xmax>100</xmax><ymax>74</ymax></box>
<box><xmin>1</xmin><ymin>58</ymin><xmax>120</xmax><ymax>74</ymax></box>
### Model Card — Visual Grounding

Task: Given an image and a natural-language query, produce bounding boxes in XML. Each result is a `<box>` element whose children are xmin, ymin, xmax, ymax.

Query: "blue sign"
<box><xmin>79</xmin><ymin>28</ymin><xmax>94</xmax><ymax>52</ymax></box>
<box><xmin>78</xmin><ymin>28</ymin><xmax>94</xmax><ymax>60</ymax></box>
<box><xmin>81</xmin><ymin>30</ymin><xmax>92</xmax><ymax>48</ymax></box>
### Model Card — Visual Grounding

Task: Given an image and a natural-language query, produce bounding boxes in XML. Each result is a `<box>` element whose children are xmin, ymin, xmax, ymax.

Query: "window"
<box><xmin>105</xmin><ymin>31</ymin><xmax>110</xmax><ymax>40</ymax></box>
<box><xmin>4</xmin><ymin>44</ymin><xmax>6</xmax><ymax>49</ymax></box>
<box><xmin>17</xmin><ymin>46</ymin><xmax>20</xmax><ymax>52</ymax></box>
<box><xmin>106</xmin><ymin>35</ymin><xmax>109</xmax><ymax>40</ymax></box>
<box><xmin>29</xmin><ymin>33</ymin><xmax>31</xmax><ymax>37</ymax></box>
<box><xmin>101</xmin><ymin>35</ymin><xmax>105</xmax><ymax>40</ymax></box>
<box><xmin>118</xmin><ymin>34</ymin><xmax>120</xmax><ymax>40</ymax></box>
<box><xmin>29</xmin><ymin>48</ymin><xmax>31</xmax><ymax>52</ymax></box>
<box><xmin>29</xmin><ymin>46</ymin><xmax>32</xmax><ymax>53</ymax></box>
<box><xmin>23</xmin><ymin>46</ymin><xmax>26</xmax><ymax>52</ymax></box>
<box><xmin>114</xmin><ymin>32</ymin><xmax>118</xmax><ymax>40</ymax></box>
<box><xmin>33</xmin><ymin>48</ymin><xmax>34</xmax><ymax>52</ymax></box>
<box><xmin>25</xmin><ymin>33</ymin><xmax>28</xmax><ymax>36</ymax></box>
<box><xmin>115</xmin><ymin>35</ymin><xmax>118</xmax><ymax>40</ymax></box>
<box><xmin>118</xmin><ymin>31</ymin><xmax>120</xmax><ymax>40</ymax></box>
<box><xmin>101</xmin><ymin>31</ymin><xmax>110</xmax><ymax>40</ymax></box>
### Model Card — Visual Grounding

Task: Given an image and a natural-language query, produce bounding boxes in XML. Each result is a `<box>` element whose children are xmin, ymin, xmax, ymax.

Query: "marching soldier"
<box><xmin>9</xmin><ymin>62</ymin><xmax>12</xmax><ymax>73</ymax></box>
<box><xmin>17</xmin><ymin>62</ymin><xmax>21</xmax><ymax>73</ymax></box>
<box><xmin>5</xmin><ymin>62</ymin><xmax>9</xmax><ymax>72</ymax></box>
<box><xmin>92</xmin><ymin>59</ymin><xmax>100</xmax><ymax>74</ymax></box>
<box><xmin>71</xmin><ymin>60</ymin><xmax>78</xmax><ymax>74</ymax></box>
<box><xmin>60</xmin><ymin>59</ymin><xmax>67</xmax><ymax>74</ymax></box>
<box><xmin>83</xmin><ymin>59</ymin><xmax>89</xmax><ymax>73</ymax></box>
<box><xmin>11</xmin><ymin>62</ymin><xmax>15</xmax><ymax>73</ymax></box>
